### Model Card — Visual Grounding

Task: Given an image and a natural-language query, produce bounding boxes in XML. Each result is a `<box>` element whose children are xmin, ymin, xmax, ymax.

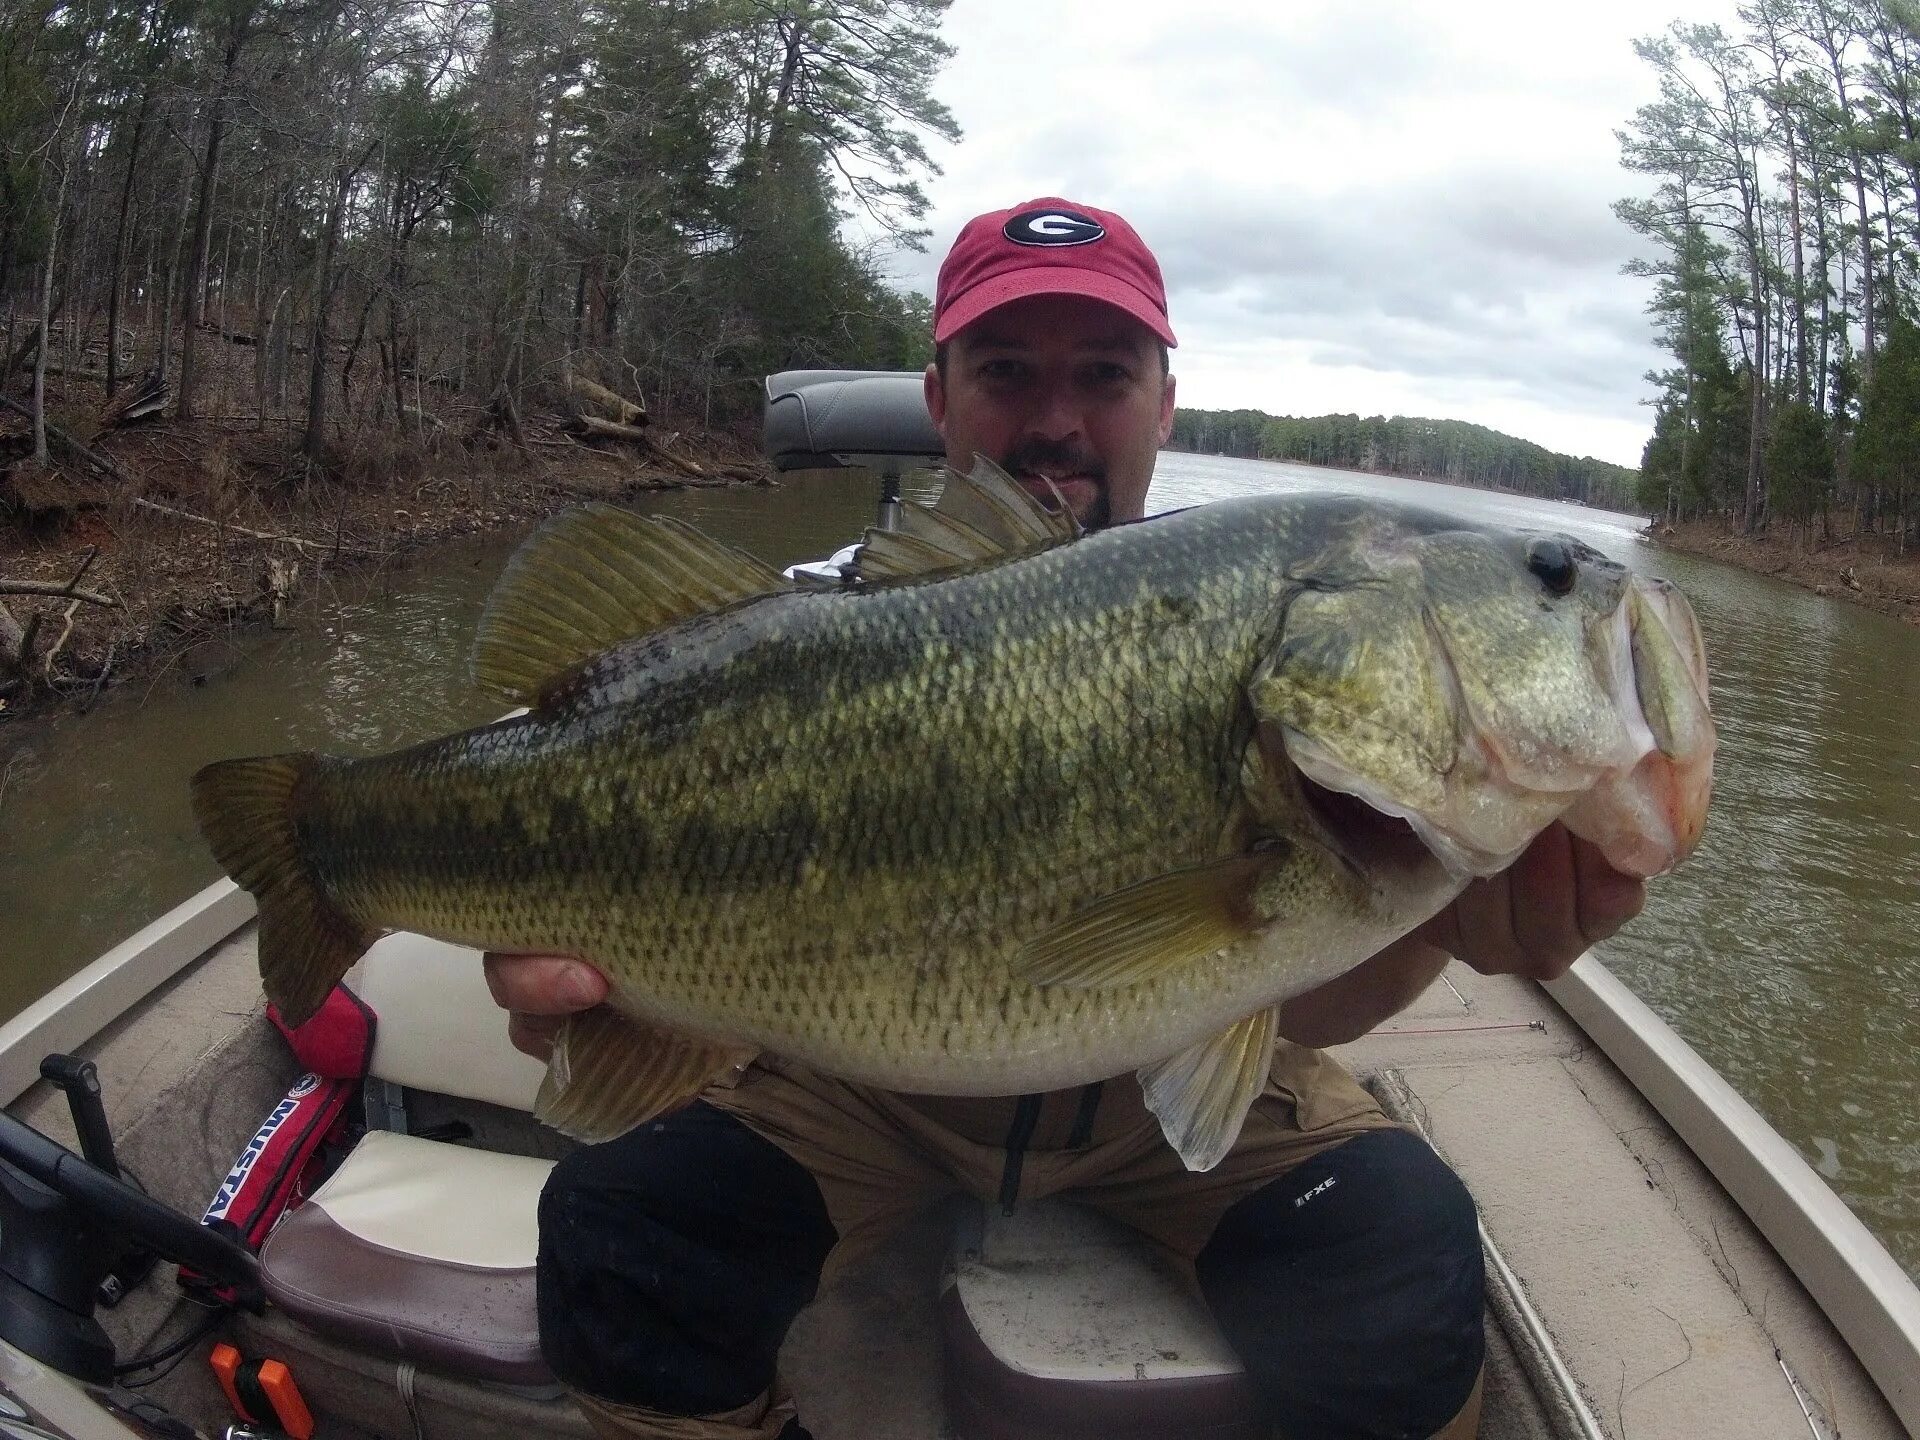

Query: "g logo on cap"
<box><xmin>1003</xmin><ymin>208</ymin><xmax>1105</xmax><ymax>247</ymax></box>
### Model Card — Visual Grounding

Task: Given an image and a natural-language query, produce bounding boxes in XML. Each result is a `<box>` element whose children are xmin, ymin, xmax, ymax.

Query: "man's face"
<box><xmin>923</xmin><ymin>293</ymin><xmax>1176</xmax><ymax>528</ymax></box>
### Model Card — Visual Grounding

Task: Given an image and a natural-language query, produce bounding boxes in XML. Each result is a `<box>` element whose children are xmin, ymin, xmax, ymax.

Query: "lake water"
<box><xmin>2</xmin><ymin>449</ymin><xmax>1915</xmax><ymax>1278</ymax></box>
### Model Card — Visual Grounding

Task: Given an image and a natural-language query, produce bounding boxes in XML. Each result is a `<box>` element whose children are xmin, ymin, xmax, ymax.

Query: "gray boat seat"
<box><xmin>258</xmin><ymin>933</ymin><xmax>556</xmax><ymax>1386</ymax></box>
<box><xmin>762</xmin><ymin>369</ymin><xmax>944</xmax><ymax>474</ymax></box>
<box><xmin>940</xmin><ymin>1198</ymin><xmax>1263</xmax><ymax>1440</ymax></box>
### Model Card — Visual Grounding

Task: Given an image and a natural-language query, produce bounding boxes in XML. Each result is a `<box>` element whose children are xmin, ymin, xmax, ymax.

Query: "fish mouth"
<box><xmin>1294</xmin><ymin>768</ymin><xmax>1445</xmax><ymax>881</ymax></box>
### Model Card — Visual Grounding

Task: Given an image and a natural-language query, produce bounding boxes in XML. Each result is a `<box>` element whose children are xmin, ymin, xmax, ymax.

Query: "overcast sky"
<box><xmin>870</xmin><ymin>0</ymin><xmax>1745</xmax><ymax>467</ymax></box>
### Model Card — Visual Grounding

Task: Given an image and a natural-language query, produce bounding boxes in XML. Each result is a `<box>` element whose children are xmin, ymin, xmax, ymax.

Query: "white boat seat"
<box><xmin>940</xmin><ymin>1198</ymin><xmax>1263</xmax><ymax>1440</ymax></box>
<box><xmin>351</xmin><ymin>931</ymin><xmax>549</xmax><ymax>1113</ymax></box>
<box><xmin>259</xmin><ymin>1128</ymin><xmax>555</xmax><ymax>1384</ymax></box>
<box><xmin>258</xmin><ymin>933</ymin><xmax>555</xmax><ymax>1385</ymax></box>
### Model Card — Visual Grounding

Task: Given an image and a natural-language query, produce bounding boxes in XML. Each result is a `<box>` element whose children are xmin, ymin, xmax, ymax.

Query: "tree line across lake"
<box><xmin>1169</xmin><ymin>409</ymin><xmax>1641</xmax><ymax>512</ymax></box>
<box><xmin>1620</xmin><ymin>0</ymin><xmax>1920</xmax><ymax>550</ymax></box>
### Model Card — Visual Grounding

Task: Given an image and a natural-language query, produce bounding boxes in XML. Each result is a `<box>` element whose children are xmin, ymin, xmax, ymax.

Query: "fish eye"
<box><xmin>1526</xmin><ymin>538</ymin><xmax>1578</xmax><ymax>596</ymax></box>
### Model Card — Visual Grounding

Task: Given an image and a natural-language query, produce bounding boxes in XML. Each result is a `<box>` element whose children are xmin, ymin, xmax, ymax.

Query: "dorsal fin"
<box><xmin>472</xmin><ymin>502</ymin><xmax>791</xmax><ymax>704</ymax></box>
<box><xmin>853</xmin><ymin>455</ymin><xmax>1080</xmax><ymax>583</ymax></box>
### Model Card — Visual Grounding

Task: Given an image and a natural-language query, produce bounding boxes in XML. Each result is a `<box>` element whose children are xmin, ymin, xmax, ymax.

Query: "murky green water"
<box><xmin>1</xmin><ymin>454</ymin><xmax>1915</xmax><ymax>1280</ymax></box>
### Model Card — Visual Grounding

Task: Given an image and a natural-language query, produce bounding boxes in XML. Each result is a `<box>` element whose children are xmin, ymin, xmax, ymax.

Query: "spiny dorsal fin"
<box><xmin>1139</xmin><ymin>1007</ymin><xmax>1278</xmax><ymax>1172</ymax></box>
<box><xmin>1010</xmin><ymin>853</ymin><xmax>1280</xmax><ymax>988</ymax></box>
<box><xmin>472</xmin><ymin>503</ymin><xmax>791</xmax><ymax>704</ymax></box>
<box><xmin>852</xmin><ymin>455</ymin><xmax>1079</xmax><ymax>583</ymax></box>
<box><xmin>535</xmin><ymin>1005</ymin><xmax>754</xmax><ymax>1142</ymax></box>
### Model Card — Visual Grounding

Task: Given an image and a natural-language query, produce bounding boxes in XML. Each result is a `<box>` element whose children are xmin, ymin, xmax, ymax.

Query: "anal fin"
<box><xmin>535</xmin><ymin>1006</ymin><xmax>754</xmax><ymax>1142</ymax></box>
<box><xmin>1139</xmin><ymin>1007</ymin><xmax>1278</xmax><ymax>1172</ymax></box>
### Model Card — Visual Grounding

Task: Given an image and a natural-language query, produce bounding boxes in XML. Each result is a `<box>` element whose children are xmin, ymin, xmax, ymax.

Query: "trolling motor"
<box><xmin>0</xmin><ymin>1054</ymin><xmax>263</xmax><ymax>1383</ymax></box>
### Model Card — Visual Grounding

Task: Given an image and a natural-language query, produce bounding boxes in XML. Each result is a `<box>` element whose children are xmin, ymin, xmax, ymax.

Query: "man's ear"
<box><xmin>1158</xmin><ymin>370</ymin><xmax>1177</xmax><ymax>445</ymax></box>
<box><xmin>924</xmin><ymin>362</ymin><xmax>948</xmax><ymax>433</ymax></box>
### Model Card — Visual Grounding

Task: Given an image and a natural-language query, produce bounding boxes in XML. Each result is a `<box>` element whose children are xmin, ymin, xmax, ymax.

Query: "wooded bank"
<box><xmin>0</xmin><ymin>0</ymin><xmax>960</xmax><ymax>715</ymax></box>
<box><xmin>0</xmin><ymin>353</ymin><xmax>776</xmax><ymax>721</ymax></box>
<box><xmin>1169</xmin><ymin>409</ymin><xmax>1640</xmax><ymax>510</ymax></box>
<box><xmin>1652</xmin><ymin>513</ymin><xmax>1920</xmax><ymax>625</ymax></box>
<box><xmin>1620</xmin><ymin>0</ymin><xmax>1920</xmax><ymax>550</ymax></box>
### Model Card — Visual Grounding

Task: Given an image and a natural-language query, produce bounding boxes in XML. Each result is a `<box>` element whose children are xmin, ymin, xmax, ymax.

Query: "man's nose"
<box><xmin>1025</xmin><ymin>380</ymin><xmax>1085</xmax><ymax>442</ymax></box>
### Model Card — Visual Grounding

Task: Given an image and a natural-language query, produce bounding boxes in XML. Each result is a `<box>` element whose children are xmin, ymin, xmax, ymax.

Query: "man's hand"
<box><xmin>1277</xmin><ymin>822</ymin><xmax>1645</xmax><ymax>1048</ymax></box>
<box><xmin>1417</xmin><ymin>822</ymin><xmax>1646</xmax><ymax>982</ymax></box>
<box><xmin>483</xmin><ymin>953</ymin><xmax>609</xmax><ymax>1061</ymax></box>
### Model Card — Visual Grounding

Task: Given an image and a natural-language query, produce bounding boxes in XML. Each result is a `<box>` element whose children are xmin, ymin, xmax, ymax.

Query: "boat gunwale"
<box><xmin>1546</xmin><ymin>958</ymin><xmax>1920</xmax><ymax>1433</ymax></box>
<box><xmin>0</xmin><ymin>879</ymin><xmax>253</xmax><ymax>1108</ymax></box>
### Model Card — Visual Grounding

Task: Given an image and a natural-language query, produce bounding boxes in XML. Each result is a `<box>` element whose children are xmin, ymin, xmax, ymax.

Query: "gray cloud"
<box><xmin>867</xmin><ymin>0</ymin><xmax>1733</xmax><ymax>462</ymax></box>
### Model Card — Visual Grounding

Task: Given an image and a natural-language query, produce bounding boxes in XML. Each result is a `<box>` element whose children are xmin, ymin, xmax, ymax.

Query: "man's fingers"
<box><xmin>1422</xmin><ymin>824</ymin><xmax>1646</xmax><ymax>982</ymax></box>
<box><xmin>1570</xmin><ymin>834</ymin><xmax>1646</xmax><ymax>946</ymax></box>
<box><xmin>482</xmin><ymin>952</ymin><xmax>609</xmax><ymax>1015</ymax></box>
<box><xmin>507</xmin><ymin>1012</ymin><xmax>563</xmax><ymax>1062</ymax></box>
<box><xmin>1445</xmin><ymin>869</ymin><xmax>1527</xmax><ymax>975</ymax></box>
<box><xmin>1508</xmin><ymin>825</ymin><xmax>1582</xmax><ymax>972</ymax></box>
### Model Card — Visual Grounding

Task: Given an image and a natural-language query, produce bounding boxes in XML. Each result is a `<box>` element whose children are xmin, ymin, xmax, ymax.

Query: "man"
<box><xmin>487</xmin><ymin>199</ymin><xmax>1647</xmax><ymax>1440</ymax></box>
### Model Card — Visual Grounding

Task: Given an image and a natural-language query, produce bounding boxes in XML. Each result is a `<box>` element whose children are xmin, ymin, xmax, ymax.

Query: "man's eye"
<box><xmin>979</xmin><ymin>359</ymin><xmax>1025</xmax><ymax>382</ymax></box>
<box><xmin>1085</xmin><ymin>363</ymin><xmax>1131</xmax><ymax>385</ymax></box>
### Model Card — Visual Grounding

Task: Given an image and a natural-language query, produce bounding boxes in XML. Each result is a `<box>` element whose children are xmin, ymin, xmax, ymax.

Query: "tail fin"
<box><xmin>190</xmin><ymin>755</ymin><xmax>373</xmax><ymax>1027</ymax></box>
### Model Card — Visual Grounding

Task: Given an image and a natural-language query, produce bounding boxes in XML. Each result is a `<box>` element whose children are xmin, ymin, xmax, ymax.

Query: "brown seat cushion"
<box><xmin>259</xmin><ymin>1130</ymin><xmax>555</xmax><ymax>1386</ymax></box>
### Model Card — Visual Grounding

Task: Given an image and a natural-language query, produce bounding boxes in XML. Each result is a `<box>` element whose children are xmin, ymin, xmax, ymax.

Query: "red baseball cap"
<box><xmin>932</xmin><ymin>198</ymin><xmax>1177</xmax><ymax>347</ymax></box>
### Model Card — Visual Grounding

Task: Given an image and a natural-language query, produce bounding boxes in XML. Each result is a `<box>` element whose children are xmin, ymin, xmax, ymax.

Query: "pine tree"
<box><xmin>1765</xmin><ymin>400</ymin><xmax>1836</xmax><ymax>537</ymax></box>
<box><xmin>1851</xmin><ymin>307</ymin><xmax>1920</xmax><ymax>551</ymax></box>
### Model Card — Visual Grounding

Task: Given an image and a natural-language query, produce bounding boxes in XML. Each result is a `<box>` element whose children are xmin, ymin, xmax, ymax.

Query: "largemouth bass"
<box><xmin>192</xmin><ymin>462</ymin><xmax>1714</xmax><ymax>1170</ymax></box>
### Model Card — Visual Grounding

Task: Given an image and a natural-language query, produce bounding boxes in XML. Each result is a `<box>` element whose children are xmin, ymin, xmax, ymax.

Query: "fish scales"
<box><xmin>288</xmin><ymin>500</ymin><xmax>1344</xmax><ymax>1087</ymax></box>
<box><xmin>194</xmin><ymin>468</ymin><xmax>1715</xmax><ymax>1165</ymax></box>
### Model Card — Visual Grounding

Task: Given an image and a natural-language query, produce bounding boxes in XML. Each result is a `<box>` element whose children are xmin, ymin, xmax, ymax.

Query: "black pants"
<box><xmin>537</xmin><ymin>1105</ymin><xmax>1484</xmax><ymax>1440</ymax></box>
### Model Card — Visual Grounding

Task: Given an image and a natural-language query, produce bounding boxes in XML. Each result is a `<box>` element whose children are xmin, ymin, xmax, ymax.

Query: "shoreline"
<box><xmin>11</xmin><ymin>436</ymin><xmax>1914</xmax><ymax>729</ymax></box>
<box><xmin>1646</xmin><ymin>516</ymin><xmax>1920</xmax><ymax>628</ymax></box>
<box><xmin>0</xmin><ymin>414</ymin><xmax>771</xmax><ymax>724</ymax></box>
<box><xmin>1172</xmin><ymin>451</ymin><xmax>1918</xmax><ymax>627</ymax></box>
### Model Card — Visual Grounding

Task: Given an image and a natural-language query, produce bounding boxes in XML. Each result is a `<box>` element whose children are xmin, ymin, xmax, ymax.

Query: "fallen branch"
<box><xmin>10</xmin><ymin>547</ymin><xmax>105</xmax><ymax>672</ymax></box>
<box><xmin>128</xmin><ymin>496</ymin><xmax>375</xmax><ymax>555</ymax></box>
<box><xmin>566</xmin><ymin>372</ymin><xmax>647</xmax><ymax>427</ymax></box>
<box><xmin>571</xmin><ymin>414</ymin><xmax>652</xmax><ymax>445</ymax></box>
<box><xmin>642</xmin><ymin>433</ymin><xmax>710</xmax><ymax>480</ymax></box>
<box><xmin>43</xmin><ymin>600</ymin><xmax>79</xmax><ymax>681</ymax></box>
<box><xmin>0</xmin><ymin>578</ymin><xmax>119</xmax><ymax>606</ymax></box>
<box><xmin>0</xmin><ymin>394</ymin><xmax>136</xmax><ymax>484</ymax></box>
<box><xmin>565</xmin><ymin>415</ymin><xmax>714</xmax><ymax>480</ymax></box>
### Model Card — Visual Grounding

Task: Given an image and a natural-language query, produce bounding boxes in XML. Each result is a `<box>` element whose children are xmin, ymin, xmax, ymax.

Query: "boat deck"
<box><xmin>7</xmin><ymin>923</ymin><xmax>1907</xmax><ymax>1439</ymax></box>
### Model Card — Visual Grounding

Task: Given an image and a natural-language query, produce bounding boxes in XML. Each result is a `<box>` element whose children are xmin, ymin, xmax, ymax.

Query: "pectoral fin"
<box><xmin>1011</xmin><ymin>852</ymin><xmax>1286</xmax><ymax>988</ymax></box>
<box><xmin>535</xmin><ymin>1007</ymin><xmax>754</xmax><ymax>1142</ymax></box>
<box><xmin>1139</xmin><ymin>1007</ymin><xmax>1278</xmax><ymax>1172</ymax></box>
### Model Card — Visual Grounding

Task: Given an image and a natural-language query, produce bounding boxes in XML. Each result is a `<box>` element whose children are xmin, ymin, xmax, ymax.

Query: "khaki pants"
<box><xmin>573</xmin><ymin>1042</ymin><xmax>1396</xmax><ymax>1439</ymax></box>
